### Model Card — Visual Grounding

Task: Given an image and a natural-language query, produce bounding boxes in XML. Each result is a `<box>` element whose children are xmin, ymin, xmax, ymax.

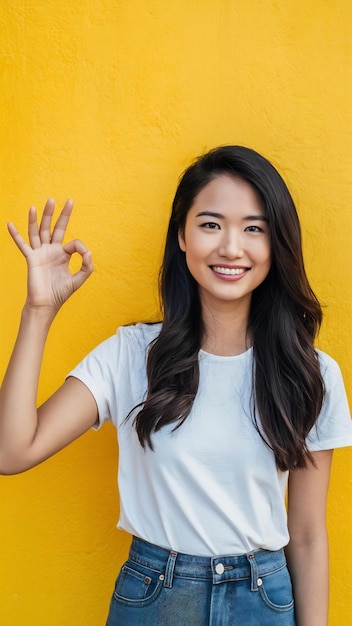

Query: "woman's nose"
<box><xmin>218</xmin><ymin>231</ymin><xmax>244</xmax><ymax>258</ymax></box>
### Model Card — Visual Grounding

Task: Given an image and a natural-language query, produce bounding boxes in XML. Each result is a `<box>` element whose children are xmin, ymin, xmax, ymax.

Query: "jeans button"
<box><xmin>215</xmin><ymin>563</ymin><xmax>225</xmax><ymax>574</ymax></box>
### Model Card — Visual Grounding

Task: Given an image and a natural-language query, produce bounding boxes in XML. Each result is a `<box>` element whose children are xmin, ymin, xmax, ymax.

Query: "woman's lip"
<box><xmin>211</xmin><ymin>265</ymin><xmax>250</xmax><ymax>280</ymax></box>
<box><xmin>211</xmin><ymin>265</ymin><xmax>249</xmax><ymax>275</ymax></box>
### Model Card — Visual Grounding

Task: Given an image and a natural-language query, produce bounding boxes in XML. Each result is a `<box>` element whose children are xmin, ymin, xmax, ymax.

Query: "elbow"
<box><xmin>288</xmin><ymin>523</ymin><xmax>329</xmax><ymax>548</ymax></box>
<box><xmin>0</xmin><ymin>450</ymin><xmax>35</xmax><ymax>475</ymax></box>
<box><xmin>285</xmin><ymin>530</ymin><xmax>329</xmax><ymax>566</ymax></box>
<box><xmin>0</xmin><ymin>460</ymin><xmax>26</xmax><ymax>476</ymax></box>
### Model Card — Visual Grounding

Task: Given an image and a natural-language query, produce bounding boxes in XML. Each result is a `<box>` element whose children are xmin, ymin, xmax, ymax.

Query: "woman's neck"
<box><xmin>201</xmin><ymin>301</ymin><xmax>251</xmax><ymax>356</ymax></box>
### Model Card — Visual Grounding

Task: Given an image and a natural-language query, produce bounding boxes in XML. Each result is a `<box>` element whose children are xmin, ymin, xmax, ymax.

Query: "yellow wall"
<box><xmin>0</xmin><ymin>1</ymin><xmax>351</xmax><ymax>624</ymax></box>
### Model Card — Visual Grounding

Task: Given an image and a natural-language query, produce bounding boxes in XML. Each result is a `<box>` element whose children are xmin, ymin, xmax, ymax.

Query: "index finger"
<box><xmin>7</xmin><ymin>222</ymin><xmax>33</xmax><ymax>258</ymax></box>
<box><xmin>50</xmin><ymin>199</ymin><xmax>74</xmax><ymax>244</ymax></box>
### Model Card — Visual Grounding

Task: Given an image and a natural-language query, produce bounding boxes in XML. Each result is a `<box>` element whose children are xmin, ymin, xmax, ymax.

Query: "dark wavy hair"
<box><xmin>134</xmin><ymin>145</ymin><xmax>325</xmax><ymax>471</ymax></box>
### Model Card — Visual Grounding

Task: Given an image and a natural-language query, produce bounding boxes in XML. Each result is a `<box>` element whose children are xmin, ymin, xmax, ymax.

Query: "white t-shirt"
<box><xmin>68</xmin><ymin>323</ymin><xmax>352</xmax><ymax>556</ymax></box>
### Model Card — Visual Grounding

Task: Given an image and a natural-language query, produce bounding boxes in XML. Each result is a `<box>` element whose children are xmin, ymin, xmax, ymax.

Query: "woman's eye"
<box><xmin>201</xmin><ymin>222</ymin><xmax>220</xmax><ymax>230</ymax></box>
<box><xmin>245</xmin><ymin>225</ymin><xmax>263</xmax><ymax>233</ymax></box>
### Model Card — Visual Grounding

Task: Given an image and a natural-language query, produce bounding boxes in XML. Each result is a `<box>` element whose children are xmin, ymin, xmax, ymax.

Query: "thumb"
<box><xmin>64</xmin><ymin>240</ymin><xmax>94</xmax><ymax>291</ymax></box>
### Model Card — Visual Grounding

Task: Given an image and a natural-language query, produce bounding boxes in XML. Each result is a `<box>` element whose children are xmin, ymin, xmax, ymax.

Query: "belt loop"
<box><xmin>163</xmin><ymin>550</ymin><xmax>177</xmax><ymax>588</ymax></box>
<box><xmin>247</xmin><ymin>553</ymin><xmax>259</xmax><ymax>592</ymax></box>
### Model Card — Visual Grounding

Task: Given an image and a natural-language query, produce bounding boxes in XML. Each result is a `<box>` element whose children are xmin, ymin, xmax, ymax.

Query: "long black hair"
<box><xmin>134</xmin><ymin>146</ymin><xmax>325</xmax><ymax>471</ymax></box>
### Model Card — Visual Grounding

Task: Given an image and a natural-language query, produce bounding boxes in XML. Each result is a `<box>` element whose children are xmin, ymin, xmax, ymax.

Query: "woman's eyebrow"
<box><xmin>195</xmin><ymin>211</ymin><xmax>224</xmax><ymax>218</ymax></box>
<box><xmin>195</xmin><ymin>210</ymin><xmax>267</xmax><ymax>222</ymax></box>
<box><xmin>243</xmin><ymin>215</ymin><xmax>268</xmax><ymax>222</ymax></box>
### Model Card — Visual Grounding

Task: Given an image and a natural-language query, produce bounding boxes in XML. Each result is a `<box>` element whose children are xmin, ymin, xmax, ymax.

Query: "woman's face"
<box><xmin>178</xmin><ymin>174</ymin><xmax>271</xmax><ymax>314</ymax></box>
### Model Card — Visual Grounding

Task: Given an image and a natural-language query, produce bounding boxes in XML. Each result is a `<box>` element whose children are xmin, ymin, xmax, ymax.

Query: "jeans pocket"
<box><xmin>113</xmin><ymin>559</ymin><xmax>164</xmax><ymax>607</ymax></box>
<box><xmin>258</xmin><ymin>564</ymin><xmax>294</xmax><ymax>612</ymax></box>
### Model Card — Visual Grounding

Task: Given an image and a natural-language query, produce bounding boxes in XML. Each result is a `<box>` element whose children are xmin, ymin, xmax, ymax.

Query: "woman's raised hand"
<box><xmin>7</xmin><ymin>199</ymin><xmax>93</xmax><ymax>314</ymax></box>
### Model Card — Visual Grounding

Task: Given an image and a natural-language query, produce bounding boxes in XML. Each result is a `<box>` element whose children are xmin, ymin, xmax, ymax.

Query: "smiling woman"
<box><xmin>177</xmin><ymin>175</ymin><xmax>271</xmax><ymax>320</ymax></box>
<box><xmin>1</xmin><ymin>146</ymin><xmax>352</xmax><ymax>626</ymax></box>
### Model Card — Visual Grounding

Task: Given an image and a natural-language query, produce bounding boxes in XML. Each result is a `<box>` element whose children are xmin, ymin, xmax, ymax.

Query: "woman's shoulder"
<box><xmin>76</xmin><ymin>322</ymin><xmax>162</xmax><ymax>365</ymax></box>
<box><xmin>315</xmin><ymin>349</ymin><xmax>350</xmax><ymax>412</ymax></box>
<box><xmin>315</xmin><ymin>348</ymin><xmax>344</xmax><ymax>383</ymax></box>
<box><xmin>307</xmin><ymin>349</ymin><xmax>352</xmax><ymax>450</ymax></box>
<box><xmin>110</xmin><ymin>322</ymin><xmax>162</xmax><ymax>359</ymax></box>
<box><xmin>117</xmin><ymin>321</ymin><xmax>162</xmax><ymax>347</ymax></box>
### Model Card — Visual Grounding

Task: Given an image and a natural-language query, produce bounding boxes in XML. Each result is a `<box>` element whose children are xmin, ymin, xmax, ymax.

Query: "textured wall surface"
<box><xmin>0</xmin><ymin>1</ymin><xmax>351</xmax><ymax>624</ymax></box>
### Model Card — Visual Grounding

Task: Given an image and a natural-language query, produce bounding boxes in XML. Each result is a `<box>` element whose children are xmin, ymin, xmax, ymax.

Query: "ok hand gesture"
<box><xmin>8</xmin><ymin>199</ymin><xmax>93</xmax><ymax>315</ymax></box>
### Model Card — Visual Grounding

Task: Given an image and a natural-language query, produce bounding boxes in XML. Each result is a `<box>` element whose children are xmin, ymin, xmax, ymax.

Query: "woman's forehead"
<box><xmin>189</xmin><ymin>174</ymin><xmax>265</xmax><ymax>215</ymax></box>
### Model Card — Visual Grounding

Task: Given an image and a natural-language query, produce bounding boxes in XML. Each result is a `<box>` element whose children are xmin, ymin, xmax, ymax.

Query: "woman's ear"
<box><xmin>178</xmin><ymin>228</ymin><xmax>186</xmax><ymax>252</ymax></box>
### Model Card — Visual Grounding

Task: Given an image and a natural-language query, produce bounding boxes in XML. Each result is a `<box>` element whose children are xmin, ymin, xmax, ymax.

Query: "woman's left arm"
<box><xmin>285</xmin><ymin>449</ymin><xmax>333</xmax><ymax>626</ymax></box>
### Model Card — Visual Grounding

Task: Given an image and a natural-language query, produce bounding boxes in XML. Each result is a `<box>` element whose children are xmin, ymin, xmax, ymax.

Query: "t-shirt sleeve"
<box><xmin>306</xmin><ymin>353</ymin><xmax>352</xmax><ymax>451</ymax></box>
<box><xmin>66</xmin><ymin>332</ymin><xmax>122</xmax><ymax>429</ymax></box>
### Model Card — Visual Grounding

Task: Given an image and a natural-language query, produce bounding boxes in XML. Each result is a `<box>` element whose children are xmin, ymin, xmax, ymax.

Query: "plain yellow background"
<box><xmin>1</xmin><ymin>1</ymin><xmax>351</xmax><ymax>624</ymax></box>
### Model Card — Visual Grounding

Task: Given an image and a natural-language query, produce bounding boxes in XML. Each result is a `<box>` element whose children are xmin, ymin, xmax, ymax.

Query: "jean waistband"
<box><xmin>129</xmin><ymin>537</ymin><xmax>287</xmax><ymax>589</ymax></box>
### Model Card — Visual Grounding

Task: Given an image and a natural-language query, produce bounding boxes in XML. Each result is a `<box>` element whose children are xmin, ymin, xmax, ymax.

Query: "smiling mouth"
<box><xmin>211</xmin><ymin>266</ymin><xmax>248</xmax><ymax>276</ymax></box>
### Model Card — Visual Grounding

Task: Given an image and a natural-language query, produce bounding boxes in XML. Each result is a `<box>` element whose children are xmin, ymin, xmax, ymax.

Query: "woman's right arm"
<box><xmin>0</xmin><ymin>199</ymin><xmax>97</xmax><ymax>475</ymax></box>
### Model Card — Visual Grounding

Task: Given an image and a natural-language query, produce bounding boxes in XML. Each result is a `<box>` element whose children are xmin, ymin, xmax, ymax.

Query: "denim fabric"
<box><xmin>106</xmin><ymin>537</ymin><xmax>296</xmax><ymax>625</ymax></box>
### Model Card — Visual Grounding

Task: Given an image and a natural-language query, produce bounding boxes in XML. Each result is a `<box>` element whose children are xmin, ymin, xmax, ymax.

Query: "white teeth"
<box><xmin>212</xmin><ymin>266</ymin><xmax>246</xmax><ymax>275</ymax></box>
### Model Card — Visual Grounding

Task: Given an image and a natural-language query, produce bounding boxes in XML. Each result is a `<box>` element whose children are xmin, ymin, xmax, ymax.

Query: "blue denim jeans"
<box><xmin>106</xmin><ymin>537</ymin><xmax>296</xmax><ymax>625</ymax></box>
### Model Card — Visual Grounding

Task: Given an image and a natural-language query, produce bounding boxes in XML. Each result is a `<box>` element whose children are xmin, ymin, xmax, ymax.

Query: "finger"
<box><xmin>27</xmin><ymin>206</ymin><xmax>42</xmax><ymax>249</ymax></box>
<box><xmin>63</xmin><ymin>240</ymin><xmax>94</xmax><ymax>290</ymax></box>
<box><xmin>63</xmin><ymin>238</ymin><xmax>89</xmax><ymax>257</ymax></box>
<box><xmin>38</xmin><ymin>198</ymin><xmax>56</xmax><ymax>244</ymax></box>
<box><xmin>71</xmin><ymin>249</ymin><xmax>94</xmax><ymax>291</ymax></box>
<box><xmin>7</xmin><ymin>222</ymin><xmax>33</xmax><ymax>258</ymax></box>
<box><xmin>51</xmin><ymin>199</ymin><xmax>74</xmax><ymax>244</ymax></box>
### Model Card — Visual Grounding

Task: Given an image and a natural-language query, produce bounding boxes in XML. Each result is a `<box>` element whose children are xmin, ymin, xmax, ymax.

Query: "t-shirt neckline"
<box><xmin>199</xmin><ymin>346</ymin><xmax>253</xmax><ymax>361</ymax></box>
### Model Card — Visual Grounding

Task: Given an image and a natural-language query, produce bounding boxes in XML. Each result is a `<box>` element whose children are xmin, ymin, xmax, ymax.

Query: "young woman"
<box><xmin>1</xmin><ymin>146</ymin><xmax>351</xmax><ymax>626</ymax></box>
